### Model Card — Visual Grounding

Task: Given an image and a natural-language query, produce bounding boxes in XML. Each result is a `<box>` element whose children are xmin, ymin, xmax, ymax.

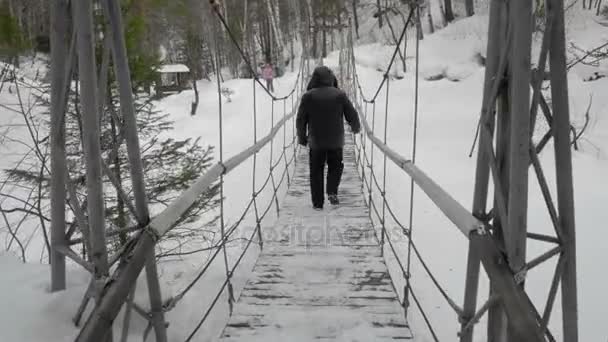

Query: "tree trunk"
<box><xmin>250</xmin><ymin>22</ymin><xmax>258</xmax><ymax>73</ymax></box>
<box><xmin>438</xmin><ymin>1</ymin><xmax>448</xmax><ymax>27</ymax></box>
<box><xmin>428</xmin><ymin>2</ymin><xmax>435</xmax><ymax>34</ymax></box>
<box><xmin>191</xmin><ymin>79</ymin><xmax>199</xmax><ymax>115</ymax></box>
<box><xmin>444</xmin><ymin>0</ymin><xmax>455</xmax><ymax>22</ymax></box>
<box><xmin>351</xmin><ymin>0</ymin><xmax>360</xmax><ymax>39</ymax></box>
<box><xmin>312</xmin><ymin>25</ymin><xmax>318</xmax><ymax>58</ymax></box>
<box><xmin>306</xmin><ymin>0</ymin><xmax>314</xmax><ymax>57</ymax></box>
<box><xmin>376</xmin><ymin>0</ymin><xmax>383</xmax><ymax>27</ymax></box>
<box><xmin>265</xmin><ymin>0</ymin><xmax>285</xmax><ymax>64</ymax></box>
<box><xmin>293</xmin><ymin>0</ymin><xmax>305</xmax><ymax>57</ymax></box>
<box><xmin>416</xmin><ymin>6</ymin><xmax>424</xmax><ymax>40</ymax></box>
<box><xmin>322</xmin><ymin>16</ymin><xmax>327</xmax><ymax>58</ymax></box>
<box><xmin>465</xmin><ymin>0</ymin><xmax>475</xmax><ymax>16</ymax></box>
<box><xmin>290</xmin><ymin>38</ymin><xmax>295</xmax><ymax>72</ymax></box>
<box><xmin>242</xmin><ymin>0</ymin><xmax>249</xmax><ymax>58</ymax></box>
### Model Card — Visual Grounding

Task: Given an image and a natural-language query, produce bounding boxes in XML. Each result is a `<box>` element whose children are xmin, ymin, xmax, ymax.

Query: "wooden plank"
<box><xmin>221</xmin><ymin>134</ymin><xmax>412</xmax><ymax>341</ymax></box>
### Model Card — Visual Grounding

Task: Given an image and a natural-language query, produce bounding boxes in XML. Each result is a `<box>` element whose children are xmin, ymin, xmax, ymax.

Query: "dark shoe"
<box><xmin>328</xmin><ymin>194</ymin><xmax>339</xmax><ymax>205</ymax></box>
<box><xmin>313</xmin><ymin>205</ymin><xmax>323</xmax><ymax>211</ymax></box>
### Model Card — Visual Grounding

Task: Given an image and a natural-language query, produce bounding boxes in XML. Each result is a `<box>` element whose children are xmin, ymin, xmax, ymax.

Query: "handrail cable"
<box><xmin>176</xmin><ymin>4</ymin><xmax>315</xmax><ymax>340</ymax></box>
<box><xmin>343</xmin><ymin>4</ymin><xmax>471</xmax><ymax>340</ymax></box>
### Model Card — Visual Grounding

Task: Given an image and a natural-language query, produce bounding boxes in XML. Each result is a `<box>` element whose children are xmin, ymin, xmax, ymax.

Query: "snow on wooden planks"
<box><xmin>221</xmin><ymin>134</ymin><xmax>412</xmax><ymax>341</ymax></box>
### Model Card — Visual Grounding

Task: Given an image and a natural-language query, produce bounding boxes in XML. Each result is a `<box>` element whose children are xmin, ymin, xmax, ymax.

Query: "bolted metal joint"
<box><xmin>143</xmin><ymin>226</ymin><xmax>162</xmax><ymax>243</ymax></box>
<box><xmin>514</xmin><ymin>268</ymin><xmax>527</xmax><ymax>285</ymax></box>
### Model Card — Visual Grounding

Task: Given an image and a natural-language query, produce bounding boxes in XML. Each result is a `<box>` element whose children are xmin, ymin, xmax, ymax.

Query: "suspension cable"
<box><xmin>210</xmin><ymin>3</ymin><xmax>301</xmax><ymax>101</ymax></box>
<box><xmin>213</xmin><ymin>22</ymin><xmax>235</xmax><ymax>314</ymax></box>
<box><xmin>345</xmin><ymin>4</ymin><xmax>469</xmax><ymax>339</ymax></box>
<box><xmin>269</xmin><ymin>100</ymin><xmax>280</xmax><ymax>217</ymax></box>
<box><xmin>175</xmin><ymin>4</ymin><xmax>311</xmax><ymax>339</ymax></box>
<box><xmin>406</xmin><ymin>2</ymin><xmax>422</xmax><ymax>297</ymax></box>
<box><xmin>252</xmin><ymin>79</ymin><xmax>263</xmax><ymax>249</ymax></box>
<box><xmin>380</xmin><ymin>76</ymin><xmax>390</xmax><ymax>247</ymax></box>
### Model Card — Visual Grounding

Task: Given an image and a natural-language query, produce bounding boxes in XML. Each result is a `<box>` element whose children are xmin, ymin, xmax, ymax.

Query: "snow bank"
<box><xmin>0</xmin><ymin>255</ymin><xmax>87</xmax><ymax>341</ymax></box>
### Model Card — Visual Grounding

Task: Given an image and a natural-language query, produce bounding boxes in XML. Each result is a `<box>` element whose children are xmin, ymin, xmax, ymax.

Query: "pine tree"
<box><xmin>0</xmin><ymin>4</ymin><xmax>30</xmax><ymax>64</ymax></box>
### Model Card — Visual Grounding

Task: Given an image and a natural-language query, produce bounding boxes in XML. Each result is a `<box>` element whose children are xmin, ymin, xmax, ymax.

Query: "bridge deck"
<box><xmin>221</xmin><ymin>134</ymin><xmax>412</xmax><ymax>341</ymax></box>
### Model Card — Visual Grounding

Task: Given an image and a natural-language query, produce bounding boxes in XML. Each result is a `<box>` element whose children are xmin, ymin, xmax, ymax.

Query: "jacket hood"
<box><xmin>307</xmin><ymin>66</ymin><xmax>337</xmax><ymax>90</ymax></box>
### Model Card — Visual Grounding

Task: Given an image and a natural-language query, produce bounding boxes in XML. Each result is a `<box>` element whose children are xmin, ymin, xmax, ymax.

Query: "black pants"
<box><xmin>309</xmin><ymin>148</ymin><xmax>344</xmax><ymax>207</ymax></box>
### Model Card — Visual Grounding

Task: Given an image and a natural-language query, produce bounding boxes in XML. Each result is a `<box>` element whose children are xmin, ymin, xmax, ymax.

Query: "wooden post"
<box><xmin>50</xmin><ymin>0</ymin><xmax>70</xmax><ymax>292</ymax></box>
<box><xmin>548</xmin><ymin>0</ymin><xmax>579</xmax><ymax>339</ymax></box>
<box><xmin>102</xmin><ymin>1</ymin><xmax>167</xmax><ymax>341</ymax></box>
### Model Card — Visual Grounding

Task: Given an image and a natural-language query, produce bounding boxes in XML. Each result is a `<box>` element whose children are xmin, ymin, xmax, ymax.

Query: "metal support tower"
<box><xmin>49</xmin><ymin>1</ymin><xmax>168</xmax><ymax>341</ymax></box>
<box><xmin>460</xmin><ymin>0</ymin><xmax>578</xmax><ymax>341</ymax></box>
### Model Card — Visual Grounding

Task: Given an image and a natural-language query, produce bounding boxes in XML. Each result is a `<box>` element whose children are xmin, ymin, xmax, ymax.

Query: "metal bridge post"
<box><xmin>380</xmin><ymin>77</ymin><xmax>390</xmax><ymax>250</ymax></box>
<box><xmin>368</xmin><ymin>102</ymin><xmax>377</xmax><ymax>235</ymax></box>
<box><xmin>463</xmin><ymin>0</ymin><xmax>578</xmax><ymax>340</ymax></box>
<box><xmin>283</xmin><ymin>99</ymin><xmax>291</xmax><ymax>187</ymax></box>
<box><xmin>269</xmin><ymin>100</ymin><xmax>281</xmax><ymax>217</ymax></box>
<box><xmin>548</xmin><ymin>0</ymin><xmax>578</xmax><ymax>339</ymax></box>
<box><xmin>252</xmin><ymin>79</ymin><xmax>264</xmax><ymax>249</ymax></box>
<box><xmin>49</xmin><ymin>0</ymin><xmax>70</xmax><ymax>292</ymax></box>
<box><xmin>73</xmin><ymin>1</ymin><xmax>112</xmax><ymax>340</ymax></box>
<box><xmin>103</xmin><ymin>0</ymin><xmax>168</xmax><ymax>339</ymax></box>
<box><xmin>48</xmin><ymin>0</ymin><xmax>169</xmax><ymax>339</ymax></box>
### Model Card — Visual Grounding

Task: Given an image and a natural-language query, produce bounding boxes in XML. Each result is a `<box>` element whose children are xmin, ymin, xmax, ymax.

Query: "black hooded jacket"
<box><xmin>296</xmin><ymin>66</ymin><xmax>361</xmax><ymax>150</ymax></box>
<box><xmin>306</xmin><ymin>68</ymin><xmax>339</xmax><ymax>90</ymax></box>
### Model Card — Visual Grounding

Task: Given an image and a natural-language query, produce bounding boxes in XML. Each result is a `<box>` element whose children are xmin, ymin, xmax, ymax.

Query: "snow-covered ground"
<box><xmin>1</xmin><ymin>6</ymin><xmax>607</xmax><ymax>342</ymax></box>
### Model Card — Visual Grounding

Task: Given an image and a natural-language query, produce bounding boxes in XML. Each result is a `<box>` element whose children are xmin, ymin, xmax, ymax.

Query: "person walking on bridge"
<box><xmin>261</xmin><ymin>61</ymin><xmax>274</xmax><ymax>92</ymax></box>
<box><xmin>296</xmin><ymin>66</ymin><xmax>361</xmax><ymax>210</ymax></box>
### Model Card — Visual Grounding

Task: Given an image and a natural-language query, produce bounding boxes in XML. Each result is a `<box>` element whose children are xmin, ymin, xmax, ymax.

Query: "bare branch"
<box><xmin>0</xmin><ymin>203</ymin><xmax>27</xmax><ymax>262</ymax></box>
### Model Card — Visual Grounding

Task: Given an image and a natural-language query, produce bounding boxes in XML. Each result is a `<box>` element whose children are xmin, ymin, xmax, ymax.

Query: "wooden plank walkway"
<box><xmin>221</xmin><ymin>133</ymin><xmax>412</xmax><ymax>341</ymax></box>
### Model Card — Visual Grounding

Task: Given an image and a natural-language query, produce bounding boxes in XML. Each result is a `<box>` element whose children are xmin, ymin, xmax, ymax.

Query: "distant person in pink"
<box><xmin>262</xmin><ymin>62</ymin><xmax>274</xmax><ymax>92</ymax></box>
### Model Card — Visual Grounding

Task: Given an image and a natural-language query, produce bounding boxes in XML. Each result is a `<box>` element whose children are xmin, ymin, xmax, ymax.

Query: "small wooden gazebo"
<box><xmin>156</xmin><ymin>63</ymin><xmax>191</xmax><ymax>96</ymax></box>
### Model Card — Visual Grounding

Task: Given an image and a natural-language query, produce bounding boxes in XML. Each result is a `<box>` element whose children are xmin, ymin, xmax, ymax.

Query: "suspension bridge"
<box><xmin>46</xmin><ymin>0</ymin><xmax>578</xmax><ymax>341</ymax></box>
